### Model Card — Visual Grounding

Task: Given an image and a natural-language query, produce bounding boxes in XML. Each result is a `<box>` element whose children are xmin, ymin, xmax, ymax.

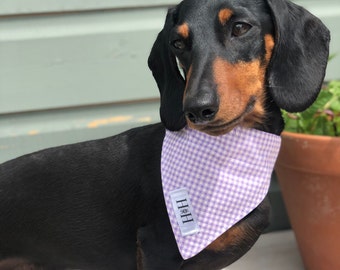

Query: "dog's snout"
<box><xmin>184</xmin><ymin>95</ymin><xmax>218</xmax><ymax>124</ymax></box>
<box><xmin>185</xmin><ymin>106</ymin><xmax>218</xmax><ymax>124</ymax></box>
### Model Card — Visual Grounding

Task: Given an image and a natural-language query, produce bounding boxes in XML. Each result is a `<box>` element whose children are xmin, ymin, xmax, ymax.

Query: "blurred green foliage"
<box><xmin>283</xmin><ymin>80</ymin><xmax>340</xmax><ymax>136</ymax></box>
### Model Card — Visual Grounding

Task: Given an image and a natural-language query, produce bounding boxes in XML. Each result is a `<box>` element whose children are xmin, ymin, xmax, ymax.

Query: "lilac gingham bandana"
<box><xmin>161</xmin><ymin>126</ymin><xmax>281</xmax><ymax>259</ymax></box>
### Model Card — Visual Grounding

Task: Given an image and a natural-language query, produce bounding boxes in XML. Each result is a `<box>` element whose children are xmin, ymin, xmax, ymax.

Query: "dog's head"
<box><xmin>148</xmin><ymin>0</ymin><xmax>330</xmax><ymax>135</ymax></box>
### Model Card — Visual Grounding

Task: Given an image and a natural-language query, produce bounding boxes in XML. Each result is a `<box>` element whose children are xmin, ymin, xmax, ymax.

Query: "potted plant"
<box><xmin>275</xmin><ymin>80</ymin><xmax>340</xmax><ymax>270</ymax></box>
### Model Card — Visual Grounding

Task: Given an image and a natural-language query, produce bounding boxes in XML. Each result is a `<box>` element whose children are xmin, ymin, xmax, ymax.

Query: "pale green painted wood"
<box><xmin>295</xmin><ymin>0</ymin><xmax>340</xmax><ymax>79</ymax></box>
<box><xmin>0</xmin><ymin>0</ymin><xmax>177</xmax><ymax>15</ymax></box>
<box><xmin>0</xmin><ymin>100</ymin><xmax>160</xmax><ymax>163</ymax></box>
<box><xmin>0</xmin><ymin>0</ymin><xmax>334</xmax><ymax>15</ymax></box>
<box><xmin>0</xmin><ymin>8</ymin><xmax>167</xmax><ymax>114</ymax></box>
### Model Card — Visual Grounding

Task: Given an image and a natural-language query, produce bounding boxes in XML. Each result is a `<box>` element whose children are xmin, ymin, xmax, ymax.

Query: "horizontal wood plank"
<box><xmin>0</xmin><ymin>100</ymin><xmax>160</xmax><ymax>163</ymax></box>
<box><xmin>0</xmin><ymin>0</ymin><xmax>176</xmax><ymax>15</ymax></box>
<box><xmin>0</xmin><ymin>8</ymin><xmax>167</xmax><ymax>114</ymax></box>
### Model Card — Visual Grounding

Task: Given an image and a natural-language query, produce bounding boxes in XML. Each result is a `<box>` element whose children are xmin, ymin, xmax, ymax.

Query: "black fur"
<box><xmin>148</xmin><ymin>8</ymin><xmax>187</xmax><ymax>131</ymax></box>
<box><xmin>265</xmin><ymin>0</ymin><xmax>330</xmax><ymax>112</ymax></box>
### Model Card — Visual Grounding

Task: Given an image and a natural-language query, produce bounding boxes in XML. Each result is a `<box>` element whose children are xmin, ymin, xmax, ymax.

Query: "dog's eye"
<box><xmin>232</xmin><ymin>22</ymin><xmax>252</xmax><ymax>37</ymax></box>
<box><xmin>172</xmin><ymin>39</ymin><xmax>186</xmax><ymax>50</ymax></box>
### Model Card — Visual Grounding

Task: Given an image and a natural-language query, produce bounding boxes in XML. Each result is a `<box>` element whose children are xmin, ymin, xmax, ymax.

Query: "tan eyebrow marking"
<box><xmin>218</xmin><ymin>8</ymin><xmax>233</xmax><ymax>25</ymax></box>
<box><xmin>177</xmin><ymin>23</ymin><xmax>190</xmax><ymax>39</ymax></box>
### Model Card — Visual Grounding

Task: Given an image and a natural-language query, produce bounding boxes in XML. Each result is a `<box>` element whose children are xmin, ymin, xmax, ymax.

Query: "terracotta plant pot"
<box><xmin>275</xmin><ymin>131</ymin><xmax>340</xmax><ymax>270</ymax></box>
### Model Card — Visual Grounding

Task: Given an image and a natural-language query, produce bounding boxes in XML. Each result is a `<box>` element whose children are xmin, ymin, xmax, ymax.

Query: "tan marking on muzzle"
<box><xmin>183</xmin><ymin>65</ymin><xmax>193</xmax><ymax>103</ymax></box>
<box><xmin>212</xmin><ymin>57</ymin><xmax>267</xmax><ymax>127</ymax></box>
<box><xmin>185</xmin><ymin>65</ymin><xmax>193</xmax><ymax>89</ymax></box>
<box><xmin>264</xmin><ymin>34</ymin><xmax>275</xmax><ymax>64</ymax></box>
<box><xmin>186</xmin><ymin>34</ymin><xmax>275</xmax><ymax>133</ymax></box>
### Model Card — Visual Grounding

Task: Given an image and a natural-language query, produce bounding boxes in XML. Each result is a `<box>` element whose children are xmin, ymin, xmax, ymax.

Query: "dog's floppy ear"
<box><xmin>148</xmin><ymin>8</ymin><xmax>186</xmax><ymax>131</ymax></box>
<box><xmin>265</xmin><ymin>0</ymin><xmax>330</xmax><ymax>112</ymax></box>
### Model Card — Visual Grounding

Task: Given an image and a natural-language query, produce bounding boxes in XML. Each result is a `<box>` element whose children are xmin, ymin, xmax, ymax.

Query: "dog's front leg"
<box><xmin>179</xmin><ymin>197</ymin><xmax>271</xmax><ymax>270</ymax></box>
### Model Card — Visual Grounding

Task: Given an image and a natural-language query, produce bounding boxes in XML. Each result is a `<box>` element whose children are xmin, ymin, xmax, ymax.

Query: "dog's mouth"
<box><xmin>193</xmin><ymin>97</ymin><xmax>257</xmax><ymax>136</ymax></box>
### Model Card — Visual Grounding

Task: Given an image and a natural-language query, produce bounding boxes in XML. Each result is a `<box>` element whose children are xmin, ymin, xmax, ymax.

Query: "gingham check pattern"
<box><xmin>161</xmin><ymin>126</ymin><xmax>281</xmax><ymax>259</ymax></box>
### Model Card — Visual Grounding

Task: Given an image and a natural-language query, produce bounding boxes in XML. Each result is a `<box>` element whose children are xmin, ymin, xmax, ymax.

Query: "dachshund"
<box><xmin>0</xmin><ymin>0</ymin><xmax>329</xmax><ymax>269</ymax></box>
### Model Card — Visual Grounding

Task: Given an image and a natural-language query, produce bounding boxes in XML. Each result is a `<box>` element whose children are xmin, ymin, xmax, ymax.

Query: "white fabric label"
<box><xmin>169</xmin><ymin>188</ymin><xmax>200</xmax><ymax>237</ymax></box>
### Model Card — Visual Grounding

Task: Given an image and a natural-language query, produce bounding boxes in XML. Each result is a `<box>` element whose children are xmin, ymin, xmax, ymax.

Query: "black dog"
<box><xmin>0</xmin><ymin>0</ymin><xmax>329</xmax><ymax>269</ymax></box>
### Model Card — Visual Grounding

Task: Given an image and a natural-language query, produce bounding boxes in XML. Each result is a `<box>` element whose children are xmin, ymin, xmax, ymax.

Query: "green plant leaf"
<box><xmin>282</xmin><ymin>80</ymin><xmax>340</xmax><ymax>136</ymax></box>
<box><xmin>328</xmin><ymin>81</ymin><xmax>340</xmax><ymax>96</ymax></box>
<box><xmin>330</xmin><ymin>99</ymin><xmax>340</xmax><ymax>112</ymax></box>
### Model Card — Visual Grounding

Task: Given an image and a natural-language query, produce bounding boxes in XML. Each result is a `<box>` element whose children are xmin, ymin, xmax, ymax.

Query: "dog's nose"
<box><xmin>184</xmin><ymin>96</ymin><xmax>218</xmax><ymax>124</ymax></box>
